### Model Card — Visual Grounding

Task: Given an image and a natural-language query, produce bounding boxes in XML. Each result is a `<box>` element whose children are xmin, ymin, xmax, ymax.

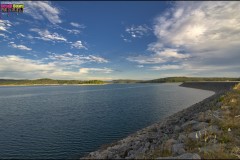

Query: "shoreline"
<box><xmin>0</xmin><ymin>83</ymin><xmax>109</xmax><ymax>87</ymax></box>
<box><xmin>82</xmin><ymin>82</ymin><xmax>238</xmax><ymax>159</ymax></box>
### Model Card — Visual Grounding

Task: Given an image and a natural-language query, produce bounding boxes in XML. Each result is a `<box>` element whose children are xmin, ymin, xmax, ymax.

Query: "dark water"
<box><xmin>0</xmin><ymin>83</ymin><xmax>214</xmax><ymax>159</ymax></box>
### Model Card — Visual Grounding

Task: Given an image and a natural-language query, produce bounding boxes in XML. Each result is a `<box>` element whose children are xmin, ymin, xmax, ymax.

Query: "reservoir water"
<box><xmin>0</xmin><ymin>83</ymin><xmax>214</xmax><ymax>159</ymax></box>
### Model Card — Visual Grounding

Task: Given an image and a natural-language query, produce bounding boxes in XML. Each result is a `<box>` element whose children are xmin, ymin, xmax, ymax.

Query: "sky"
<box><xmin>0</xmin><ymin>1</ymin><xmax>240</xmax><ymax>80</ymax></box>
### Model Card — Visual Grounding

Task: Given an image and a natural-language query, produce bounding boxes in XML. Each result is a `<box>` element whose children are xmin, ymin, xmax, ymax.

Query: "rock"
<box><xmin>172</xmin><ymin>143</ymin><xmax>185</xmax><ymax>155</ymax></box>
<box><xmin>212</xmin><ymin>110</ymin><xmax>222</xmax><ymax>118</ymax></box>
<box><xmin>205</xmin><ymin>110</ymin><xmax>213</xmax><ymax>122</ymax></box>
<box><xmin>157</xmin><ymin>153</ymin><xmax>201</xmax><ymax>159</ymax></box>
<box><xmin>216</xmin><ymin>102</ymin><xmax>222</xmax><ymax>108</ymax></box>
<box><xmin>157</xmin><ymin>156</ymin><xmax>174</xmax><ymax>159</ymax></box>
<box><xmin>164</xmin><ymin>138</ymin><xmax>177</xmax><ymax>152</ymax></box>
<box><xmin>174</xmin><ymin>125</ymin><xmax>181</xmax><ymax>132</ymax></box>
<box><xmin>161</xmin><ymin>133</ymin><xmax>169</xmax><ymax>142</ymax></box>
<box><xmin>192</xmin><ymin>122</ymin><xmax>209</xmax><ymax>131</ymax></box>
<box><xmin>188</xmin><ymin>131</ymin><xmax>201</xmax><ymax>140</ymax></box>
<box><xmin>224</xmin><ymin>109</ymin><xmax>231</xmax><ymax>116</ymax></box>
<box><xmin>205</xmin><ymin>125</ymin><xmax>220</xmax><ymax>134</ymax></box>
<box><xmin>106</xmin><ymin>151</ymin><xmax>114</xmax><ymax>159</ymax></box>
<box><xmin>188</xmin><ymin>125</ymin><xmax>221</xmax><ymax>140</ymax></box>
<box><xmin>178</xmin><ymin>134</ymin><xmax>187</xmax><ymax>143</ymax></box>
<box><xmin>200</xmin><ymin>144</ymin><xmax>225</xmax><ymax>153</ymax></box>
<box><xmin>145</xmin><ymin>142</ymin><xmax>151</xmax><ymax>149</ymax></box>
<box><xmin>221</xmin><ymin>106</ymin><xmax>230</xmax><ymax>110</ymax></box>
<box><xmin>181</xmin><ymin>120</ymin><xmax>198</xmax><ymax>130</ymax></box>
<box><xmin>179</xmin><ymin>117</ymin><xmax>187</xmax><ymax>124</ymax></box>
<box><xmin>127</xmin><ymin>149</ymin><xmax>134</xmax><ymax>158</ymax></box>
<box><xmin>177</xmin><ymin>153</ymin><xmax>201</xmax><ymax>159</ymax></box>
<box><xmin>198</xmin><ymin>112</ymin><xmax>205</xmax><ymax>122</ymax></box>
<box><xmin>198</xmin><ymin>111</ymin><xmax>212</xmax><ymax>122</ymax></box>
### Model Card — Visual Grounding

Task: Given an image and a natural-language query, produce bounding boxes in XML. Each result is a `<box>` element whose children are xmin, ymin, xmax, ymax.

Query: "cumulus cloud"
<box><xmin>127</xmin><ymin>49</ymin><xmax>189</xmax><ymax>64</ymax></box>
<box><xmin>11</xmin><ymin>44</ymin><xmax>32</xmax><ymax>51</ymax></box>
<box><xmin>0</xmin><ymin>55</ymin><xmax>111</xmax><ymax>80</ymax></box>
<box><xmin>70</xmin><ymin>22</ymin><xmax>86</xmax><ymax>28</ymax></box>
<box><xmin>129</xmin><ymin>2</ymin><xmax>240</xmax><ymax>76</ymax></box>
<box><xmin>30</xmin><ymin>28</ymin><xmax>67</xmax><ymax>42</ymax></box>
<box><xmin>24</xmin><ymin>1</ymin><xmax>62</xmax><ymax>24</ymax></box>
<box><xmin>71</xmin><ymin>41</ymin><xmax>87</xmax><ymax>50</ymax></box>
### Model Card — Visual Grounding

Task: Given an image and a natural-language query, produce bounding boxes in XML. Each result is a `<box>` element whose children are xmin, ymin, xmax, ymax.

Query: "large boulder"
<box><xmin>164</xmin><ymin>138</ymin><xmax>177</xmax><ymax>152</ymax></box>
<box><xmin>172</xmin><ymin>143</ymin><xmax>185</xmax><ymax>156</ymax></box>
<box><xmin>192</xmin><ymin>122</ymin><xmax>209</xmax><ymax>131</ymax></box>
<box><xmin>157</xmin><ymin>153</ymin><xmax>201</xmax><ymax>159</ymax></box>
<box><xmin>178</xmin><ymin>134</ymin><xmax>187</xmax><ymax>143</ymax></box>
<box><xmin>198</xmin><ymin>110</ymin><xmax>212</xmax><ymax>122</ymax></box>
<box><xmin>181</xmin><ymin>120</ymin><xmax>198</xmax><ymax>130</ymax></box>
<box><xmin>177</xmin><ymin>153</ymin><xmax>201</xmax><ymax>159</ymax></box>
<box><xmin>188</xmin><ymin>125</ymin><xmax>221</xmax><ymax>140</ymax></box>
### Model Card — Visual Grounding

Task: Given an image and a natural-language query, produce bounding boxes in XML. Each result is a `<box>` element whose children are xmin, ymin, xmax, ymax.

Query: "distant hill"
<box><xmin>0</xmin><ymin>78</ymin><xmax>105</xmax><ymax>85</ymax></box>
<box><xmin>1</xmin><ymin>77</ymin><xmax>239</xmax><ymax>86</ymax></box>
<box><xmin>111</xmin><ymin>79</ymin><xmax>143</xmax><ymax>84</ymax></box>
<box><xmin>142</xmin><ymin>77</ymin><xmax>240</xmax><ymax>83</ymax></box>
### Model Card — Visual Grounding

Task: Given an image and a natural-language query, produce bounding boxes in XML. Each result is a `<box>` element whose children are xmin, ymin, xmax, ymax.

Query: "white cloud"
<box><xmin>127</xmin><ymin>54</ymin><xmax>165</xmax><ymax>64</ymax></box>
<box><xmin>125</xmin><ymin>24</ymin><xmax>151</xmax><ymax>38</ymax></box>
<box><xmin>0</xmin><ymin>33</ymin><xmax>8</xmax><ymax>38</ymax></box>
<box><xmin>0</xmin><ymin>26</ymin><xmax>7</xmax><ymax>31</ymax></box>
<box><xmin>11</xmin><ymin>44</ymin><xmax>32</xmax><ymax>51</ymax></box>
<box><xmin>24</xmin><ymin>1</ymin><xmax>61</xmax><ymax>24</ymax></box>
<box><xmin>127</xmin><ymin>49</ymin><xmax>189</xmax><ymax>64</ymax></box>
<box><xmin>86</xmin><ymin>55</ymin><xmax>108</xmax><ymax>63</ymax></box>
<box><xmin>155</xmin><ymin>48</ymin><xmax>189</xmax><ymax>59</ymax></box>
<box><xmin>71</xmin><ymin>41</ymin><xmax>87</xmax><ymax>50</ymax></box>
<box><xmin>70</xmin><ymin>22</ymin><xmax>85</xmax><ymax>28</ymax></box>
<box><xmin>66</xmin><ymin>29</ymin><xmax>80</xmax><ymax>35</ymax></box>
<box><xmin>121</xmin><ymin>34</ymin><xmax>131</xmax><ymax>42</ymax></box>
<box><xmin>30</xmin><ymin>28</ymin><xmax>67</xmax><ymax>42</ymax></box>
<box><xmin>50</xmin><ymin>24</ymin><xmax>82</xmax><ymax>35</ymax></box>
<box><xmin>79</xmin><ymin>68</ymin><xmax>113</xmax><ymax>74</ymax></box>
<box><xmin>128</xmin><ymin>2</ymin><xmax>240</xmax><ymax>77</ymax></box>
<box><xmin>150</xmin><ymin>64</ymin><xmax>183</xmax><ymax>70</ymax></box>
<box><xmin>123</xmin><ymin>38</ymin><xmax>131</xmax><ymax>43</ymax></box>
<box><xmin>137</xmin><ymin>65</ymin><xmax>144</xmax><ymax>68</ymax></box>
<box><xmin>17</xmin><ymin>33</ymin><xmax>26</xmax><ymax>38</ymax></box>
<box><xmin>0</xmin><ymin>20</ymin><xmax>12</xmax><ymax>32</ymax></box>
<box><xmin>0</xmin><ymin>55</ymin><xmax>112</xmax><ymax>80</ymax></box>
<box><xmin>48</xmin><ymin>52</ymin><xmax>108</xmax><ymax>65</ymax></box>
<box><xmin>152</xmin><ymin>1</ymin><xmax>240</xmax><ymax>57</ymax></box>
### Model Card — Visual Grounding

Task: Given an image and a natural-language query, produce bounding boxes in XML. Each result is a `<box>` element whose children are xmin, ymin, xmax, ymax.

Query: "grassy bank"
<box><xmin>0</xmin><ymin>78</ymin><xmax>105</xmax><ymax>86</ymax></box>
<box><xmin>149</xmin><ymin>83</ymin><xmax>240</xmax><ymax>159</ymax></box>
<box><xmin>193</xmin><ymin>83</ymin><xmax>240</xmax><ymax>159</ymax></box>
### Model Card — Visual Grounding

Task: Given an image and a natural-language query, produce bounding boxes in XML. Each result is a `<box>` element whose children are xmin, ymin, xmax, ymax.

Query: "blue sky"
<box><xmin>0</xmin><ymin>1</ymin><xmax>240</xmax><ymax>80</ymax></box>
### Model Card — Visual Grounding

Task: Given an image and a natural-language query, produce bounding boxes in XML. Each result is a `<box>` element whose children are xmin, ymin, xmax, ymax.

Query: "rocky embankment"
<box><xmin>82</xmin><ymin>82</ymin><xmax>239</xmax><ymax>159</ymax></box>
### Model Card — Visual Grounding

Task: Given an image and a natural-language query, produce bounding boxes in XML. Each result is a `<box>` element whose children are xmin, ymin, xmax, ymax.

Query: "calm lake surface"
<box><xmin>0</xmin><ymin>83</ymin><xmax>214</xmax><ymax>159</ymax></box>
